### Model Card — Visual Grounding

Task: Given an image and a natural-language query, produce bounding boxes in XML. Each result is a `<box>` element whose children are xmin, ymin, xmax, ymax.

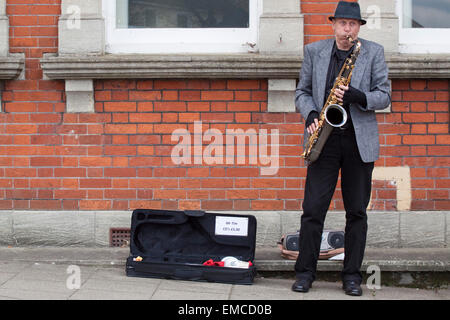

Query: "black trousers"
<box><xmin>295</xmin><ymin>128</ymin><xmax>374</xmax><ymax>284</ymax></box>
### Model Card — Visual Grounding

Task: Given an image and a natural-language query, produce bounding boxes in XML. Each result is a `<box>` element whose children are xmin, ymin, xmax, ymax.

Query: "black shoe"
<box><xmin>292</xmin><ymin>279</ymin><xmax>312</xmax><ymax>293</ymax></box>
<box><xmin>342</xmin><ymin>280</ymin><xmax>363</xmax><ymax>296</ymax></box>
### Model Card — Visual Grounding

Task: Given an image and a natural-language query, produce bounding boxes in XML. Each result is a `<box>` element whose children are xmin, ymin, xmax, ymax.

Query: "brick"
<box><xmin>104</xmin><ymin>102</ymin><xmax>136</xmax><ymax>112</ymax></box>
<box><xmin>227</xmin><ymin>189</ymin><xmax>259</xmax><ymax>199</ymax></box>
<box><xmin>391</xmin><ymin>80</ymin><xmax>410</xmax><ymax>90</ymax></box>
<box><xmin>435</xmin><ymin>201</ymin><xmax>450</xmax><ymax>210</ymax></box>
<box><xmin>179</xmin><ymin>200</ymin><xmax>201</xmax><ymax>210</ymax></box>
<box><xmin>154</xmin><ymin>80</ymin><xmax>187</xmax><ymax>89</ymax></box>
<box><xmin>437</xmin><ymin>135</ymin><xmax>450</xmax><ymax>145</ymax></box>
<box><xmin>30</xmin><ymin>157</ymin><xmax>61</xmax><ymax>167</ymax></box>
<box><xmin>427</xmin><ymin>190</ymin><xmax>449</xmax><ymax>200</ymax></box>
<box><xmin>227</xmin><ymin>102</ymin><xmax>260</xmax><ymax>112</ymax></box>
<box><xmin>30</xmin><ymin>200</ymin><xmax>61</xmax><ymax>210</ymax></box>
<box><xmin>251</xmin><ymin>200</ymin><xmax>284</xmax><ymax>210</ymax></box>
<box><xmin>402</xmin><ymin>113</ymin><xmax>434</xmax><ymax>123</ymax></box>
<box><xmin>427</xmin><ymin>124</ymin><xmax>448</xmax><ymax>134</ymax></box>
<box><xmin>409</xmin><ymin>102</ymin><xmax>427</xmax><ymax>112</ymax></box>
<box><xmin>427</xmin><ymin>102</ymin><xmax>448</xmax><ymax>112</ymax></box>
<box><xmin>201</xmin><ymin>112</ymin><xmax>234</xmax><ymax>123</ymax></box>
<box><xmin>154</xmin><ymin>189</ymin><xmax>186</xmax><ymax>199</ymax></box>
<box><xmin>129</xmin><ymin>91</ymin><xmax>161</xmax><ymax>101</ymax></box>
<box><xmin>436</xmin><ymin>91</ymin><xmax>449</xmax><ymax>101</ymax></box>
<box><xmin>129</xmin><ymin>113</ymin><xmax>161</xmax><ymax>123</ymax></box>
<box><xmin>105</xmin><ymin>124</ymin><xmax>137</xmax><ymax>134</ymax></box>
<box><xmin>104</xmin><ymin>168</ymin><xmax>136</xmax><ymax>177</ymax></box>
<box><xmin>402</xmin><ymin>135</ymin><xmax>435</xmax><ymax>145</ymax></box>
<box><xmin>103</xmin><ymin>80</ymin><xmax>136</xmax><ymax>90</ymax></box>
<box><xmin>105</xmin><ymin>189</ymin><xmax>136</xmax><ymax>199</ymax></box>
<box><xmin>54</xmin><ymin>168</ymin><xmax>86</xmax><ymax>177</ymax></box>
<box><xmin>411</xmin><ymin>124</ymin><xmax>427</xmax><ymax>134</ymax></box>
<box><xmin>402</xmin><ymin>91</ymin><xmax>435</xmax><ymax>101</ymax></box>
<box><xmin>427</xmin><ymin>80</ymin><xmax>449</xmax><ymax>90</ymax></box>
<box><xmin>201</xmin><ymin>200</ymin><xmax>233</xmax><ymax>210</ymax></box>
<box><xmin>410</xmin><ymin>80</ymin><xmax>427</xmax><ymax>90</ymax></box>
<box><xmin>301</xmin><ymin>3</ymin><xmax>338</xmax><ymax>14</ymax></box>
<box><xmin>179</xmin><ymin>91</ymin><xmax>201</xmax><ymax>101</ymax></box>
<box><xmin>201</xmin><ymin>91</ymin><xmax>234</xmax><ymax>101</ymax></box>
<box><xmin>4</xmin><ymin>102</ymin><xmax>37</xmax><ymax>112</ymax></box>
<box><xmin>104</xmin><ymin>146</ymin><xmax>137</xmax><ymax>156</ymax></box>
<box><xmin>79</xmin><ymin>200</ymin><xmax>111</xmax><ymax>210</ymax></box>
<box><xmin>154</xmin><ymin>102</ymin><xmax>186</xmax><ymax>112</ymax></box>
<box><xmin>304</xmin><ymin>25</ymin><xmax>333</xmax><ymax>35</ymax></box>
<box><xmin>6</xmin><ymin>124</ymin><xmax>37</xmax><ymax>134</ymax></box>
<box><xmin>304</xmin><ymin>14</ymin><xmax>329</xmax><ymax>24</ymax></box>
<box><xmin>227</xmin><ymin>80</ymin><xmax>260</xmax><ymax>90</ymax></box>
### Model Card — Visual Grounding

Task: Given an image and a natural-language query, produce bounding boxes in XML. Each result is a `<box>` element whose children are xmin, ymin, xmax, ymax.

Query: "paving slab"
<box><xmin>0</xmin><ymin>247</ymin><xmax>448</xmax><ymax>301</ymax></box>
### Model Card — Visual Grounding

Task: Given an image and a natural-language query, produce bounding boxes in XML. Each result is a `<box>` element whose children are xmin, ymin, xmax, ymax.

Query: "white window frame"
<box><xmin>103</xmin><ymin>0</ymin><xmax>262</xmax><ymax>54</ymax></box>
<box><xmin>396</xmin><ymin>0</ymin><xmax>450</xmax><ymax>54</ymax></box>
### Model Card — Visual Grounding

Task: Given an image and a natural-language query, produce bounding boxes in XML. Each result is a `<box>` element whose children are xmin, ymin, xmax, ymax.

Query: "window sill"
<box><xmin>40</xmin><ymin>53</ymin><xmax>302</xmax><ymax>80</ymax></box>
<box><xmin>387</xmin><ymin>54</ymin><xmax>450</xmax><ymax>78</ymax></box>
<box><xmin>40</xmin><ymin>53</ymin><xmax>450</xmax><ymax>80</ymax></box>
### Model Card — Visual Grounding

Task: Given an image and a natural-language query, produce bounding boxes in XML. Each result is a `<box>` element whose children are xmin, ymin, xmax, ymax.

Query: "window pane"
<box><xmin>118</xmin><ymin>0</ymin><xmax>250</xmax><ymax>29</ymax></box>
<box><xmin>403</xmin><ymin>0</ymin><xmax>450</xmax><ymax>28</ymax></box>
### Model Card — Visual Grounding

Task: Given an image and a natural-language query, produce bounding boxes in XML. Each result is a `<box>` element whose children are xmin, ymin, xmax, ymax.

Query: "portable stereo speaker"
<box><xmin>283</xmin><ymin>230</ymin><xmax>345</xmax><ymax>252</ymax></box>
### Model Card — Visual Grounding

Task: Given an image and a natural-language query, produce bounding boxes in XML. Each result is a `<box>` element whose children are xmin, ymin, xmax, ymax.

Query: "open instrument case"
<box><xmin>126</xmin><ymin>209</ymin><xmax>257</xmax><ymax>284</ymax></box>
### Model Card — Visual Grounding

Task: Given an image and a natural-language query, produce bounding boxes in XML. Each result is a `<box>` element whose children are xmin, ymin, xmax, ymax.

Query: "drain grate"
<box><xmin>110</xmin><ymin>228</ymin><xmax>131</xmax><ymax>247</ymax></box>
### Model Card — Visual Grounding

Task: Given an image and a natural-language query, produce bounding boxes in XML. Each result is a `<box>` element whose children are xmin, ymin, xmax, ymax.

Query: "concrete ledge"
<box><xmin>256</xmin><ymin>247</ymin><xmax>450</xmax><ymax>272</ymax></box>
<box><xmin>40</xmin><ymin>53</ymin><xmax>450</xmax><ymax>80</ymax></box>
<box><xmin>41</xmin><ymin>53</ymin><xmax>302</xmax><ymax>80</ymax></box>
<box><xmin>0</xmin><ymin>55</ymin><xmax>25</xmax><ymax>80</ymax></box>
<box><xmin>0</xmin><ymin>247</ymin><xmax>448</xmax><ymax>273</ymax></box>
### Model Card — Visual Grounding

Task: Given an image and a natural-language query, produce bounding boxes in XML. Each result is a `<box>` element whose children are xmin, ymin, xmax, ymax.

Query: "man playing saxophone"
<box><xmin>292</xmin><ymin>1</ymin><xmax>391</xmax><ymax>296</ymax></box>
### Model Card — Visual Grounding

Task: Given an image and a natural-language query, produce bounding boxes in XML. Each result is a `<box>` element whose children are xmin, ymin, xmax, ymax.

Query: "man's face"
<box><xmin>332</xmin><ymin>18</ymin><xmax>361</xmax><ymax>43</ymax></box>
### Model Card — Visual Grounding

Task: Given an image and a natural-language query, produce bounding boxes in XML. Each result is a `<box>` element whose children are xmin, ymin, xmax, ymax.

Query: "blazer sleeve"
<box><xmin>295</xmin><ymin>45</ymin><xmax>318</xmax><ymax>120</ymax></box>
<box><xmin>364</xmin><ymin>45</ymin><xmax>391</xmax><ymax>111</ymax></box>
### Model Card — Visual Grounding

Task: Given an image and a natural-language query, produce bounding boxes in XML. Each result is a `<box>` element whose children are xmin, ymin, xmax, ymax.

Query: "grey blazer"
<box><xmin>295</xmin><ymin>37</ymin><xmax>391</xmax><ymax>163</ymax></box>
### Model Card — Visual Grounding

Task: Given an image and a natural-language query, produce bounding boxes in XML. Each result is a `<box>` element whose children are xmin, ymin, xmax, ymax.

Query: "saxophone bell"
<box><xmin>324</xmin><ymin>104</ymin><xmax>348</xmax><ymax>128</ymax></box>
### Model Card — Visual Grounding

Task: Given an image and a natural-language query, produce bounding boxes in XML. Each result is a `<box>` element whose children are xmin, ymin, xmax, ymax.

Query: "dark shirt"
<box><xmin>324</xmin><ymin>41</ymin><xmax>355</xmax><ymax>130</ymax></box>
<box><xmin>305</xmin><ymin>42</ymin><xmax>360</xmax><ymax>130</ymax></box>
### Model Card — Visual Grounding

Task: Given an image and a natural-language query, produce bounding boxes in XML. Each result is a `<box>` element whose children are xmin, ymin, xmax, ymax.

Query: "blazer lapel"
<box><xmin>315</xmin><ymin>39</ymin><xmax>334</xmax><ymax>108</ymax></box>
<box><xmin>350</xmin><ymin>41</ymin><xmax>368</xmax><ymax>89</ymax></box>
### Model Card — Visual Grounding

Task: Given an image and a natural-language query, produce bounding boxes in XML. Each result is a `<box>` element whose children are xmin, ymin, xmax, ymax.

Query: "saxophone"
<box><xmin>301</xmin><ymin>36</ymin><xmax>362</xmax><ymax>164</ymax></box>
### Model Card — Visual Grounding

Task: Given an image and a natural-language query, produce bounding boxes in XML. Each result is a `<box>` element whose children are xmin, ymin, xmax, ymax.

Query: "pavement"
<box><xmin>0</xmin><ymin>247</ymin><xmax>448</xmax><ymax>301</ymax></box>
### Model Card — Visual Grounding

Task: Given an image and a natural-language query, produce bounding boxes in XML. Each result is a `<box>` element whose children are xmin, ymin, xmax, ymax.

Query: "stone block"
<box><xmin>11</xmin><ymin>211</ymin><xmax>95</xmax><ymax>246</ymax></box>
<box><xmin>268</xmin><ymin>79</ymin><xmax>297</xmax><ymax>112</ymax></box>
<box><xmin>58</xmin><ymin>18</ymin><xmax>105</xmax><ymax>55</ymax></box>
<box><xmin>259</xmin><ymin>16</ymin><xmax>303</xmax><ymax>54</ymax></box>
<box><xmin>65</xmin><ymin>79</ymin><xmax>94</xmax><ymax>113</ymax></box>
<box><xmin>400</xmin><ymin>211</ymin><xmax>446</xmax><ymax>247</ymax></box>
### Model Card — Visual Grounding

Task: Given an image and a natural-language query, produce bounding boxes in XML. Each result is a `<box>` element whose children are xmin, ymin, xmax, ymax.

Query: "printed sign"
<box><xmin>215</xmin><ymin>216</ymin><xmax>248</xmax><ymax>237</ymax></box>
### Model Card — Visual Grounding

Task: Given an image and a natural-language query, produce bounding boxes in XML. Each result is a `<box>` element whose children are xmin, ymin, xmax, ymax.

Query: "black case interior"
<box><xmin>126</xmin><ymin>209</ymin><xmax>257</xmax><ymax>284</ymax></box>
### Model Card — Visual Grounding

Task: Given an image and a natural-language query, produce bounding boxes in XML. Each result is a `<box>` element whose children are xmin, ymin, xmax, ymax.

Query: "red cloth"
<box><xmin>202</xmin><ymin>259</ymin><xmax>225</xmax><ymax>267</ymax></box>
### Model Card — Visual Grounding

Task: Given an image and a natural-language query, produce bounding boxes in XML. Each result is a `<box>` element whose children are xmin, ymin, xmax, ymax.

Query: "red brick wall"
<box><xmin>1</xmin><ymin>0</ymin><xmax>449</xmax><ymax>211</ymax></box>
<box><xmin>302</xmin><ymin>0</ymin><xmax>360</xmax><ymax>45</ymax></box>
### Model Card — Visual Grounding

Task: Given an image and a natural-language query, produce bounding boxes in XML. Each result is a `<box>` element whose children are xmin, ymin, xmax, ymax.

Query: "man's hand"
<box><xmin>307</xmin><ymin>118</ymin><xmax>320</xmax><ymax>135</ymax></box>
<box><xmin>306</xmin><ymin>111</ymin><xmax>320</xmax><ymax>135</ymax></box>
<box><xmin>335</xmin><ymin>85</ymin><xmax>349</xmax><ymax>103</ymax></box>
<box><xmin>336</xmin><ymin>85</ymin><xmax>367</xmax><ymax>108</ymax></box>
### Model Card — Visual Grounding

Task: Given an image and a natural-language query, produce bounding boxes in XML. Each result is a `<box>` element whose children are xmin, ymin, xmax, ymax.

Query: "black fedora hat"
<box><xmin>328</xmin><ymin>1</ymin><xmax>366</xmax><ymax>25</ymax></box>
